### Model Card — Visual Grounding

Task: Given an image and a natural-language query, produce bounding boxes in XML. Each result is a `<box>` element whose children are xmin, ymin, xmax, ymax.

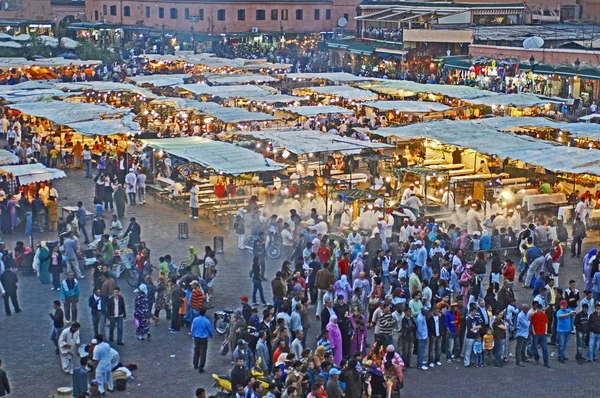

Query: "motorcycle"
<box><xmin>213</xmin><ymin>309</ymin><xmax>233</xmax><ymax>335</ymax></box>
<box><xmin>246</xmin><ymin>233</ymin><xmax>281</xmax><ymax>259</ymax></box>
<box><xmin>212</xmin><ymin>358</ymin><xmax>272</xmax><ymax>393</ymax></box>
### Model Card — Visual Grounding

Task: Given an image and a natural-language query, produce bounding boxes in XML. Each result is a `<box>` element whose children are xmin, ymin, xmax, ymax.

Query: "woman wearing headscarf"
<box><xmin>184</xmin><ymin>246</ymin><xmax>199</xmax><ymax>276</ymax></box>
<box><xmin>352</xmin><ymin>271</ymin><xmax>371</xmax><ymax>317</ymax></box>
<box><xmin>326</xmin><ymin>315</ymin><xmax>343</xmax><ymax>365</ymax></box>
<box><xmin>37</xmin><ymin>241</ymin><xmax>51</xmax><ymax>284</ymax></box>
<box><xmin>333</xmin><ymin>275</ymin><xmax>352</xmax><ymax>303</ymax></box>
<box><xmin>134</xmin><ymin>284</ymin><xmax>151</xmax><ymax>340</ymax></box>
<box><xmin>154</xmin><ymin>270</ymin><xmax>171</xmax><ymax>321</ymax></box>
<box><xmin>234</xmin><ymin>208</ymin><xmax>245</xmax><ymax>249</ymax></box>
<box><xmin>351</xmin><ymin>252</ymin><xmax>364</xmax><ymax>281</ymax></box>
<box><xmin>583</xmin><ymin>248</ymin><xmax>597</xmax><ymax>291</ymax></box>
<box><xmin>381</xmin><ymin>345</ymin><xmax>404</xmax><ymax>394</ymax></box>
<box><xmin>351</xmin><ymin>243</ymin><xmax>362</xmax><ymax>262</ymax></box>
<box><xmin>349</xmin><ymin>306</ymin><xmax>368</xmax><ymax>356</ymax></box>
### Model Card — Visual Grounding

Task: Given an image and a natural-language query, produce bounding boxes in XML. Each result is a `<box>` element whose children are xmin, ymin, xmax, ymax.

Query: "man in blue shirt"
<box><xmin>92</xmin><ymin>334</ymin><xmax>113</xmax><ymax>394</ymax></box>
<box><xmin>191</xmin><ymin>308</ymin><xmax>214</xmax><ymax>373</ymax></box>
<box><xmin>556</xmin><ymin>300</ymin><xmax>576</xmax><ymax>363</ymax></box>
<box><xmin>515</xmin><ymin>304</ymin><xmax>530</xmax><ymax>366</ymax></box>
<box><xmin>416</xmin><ymin>307</ymin><xmax>429</xmax><ymax>370</ymax></box>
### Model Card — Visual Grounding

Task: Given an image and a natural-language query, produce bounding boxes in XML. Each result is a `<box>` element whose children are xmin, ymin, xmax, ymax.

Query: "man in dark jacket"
<box><xmin>271</xmin><ymin>272</ymin><xmax>286</xmax><ymax>314</ymax></box>
<box><xmin>574</xmin><ymin>303</ymin><xmax>589</xmax><ymax>363</ymax></box>
<box><xmin>497</xmin><ymin>280</ymin><xmax>515</xmax><ymax>312</ymax></box>
<box><xmin>426</xmin><ymin>306</ymin><xmax>446</xmax><ymax>366</ymax></box>
<box><xmin>0</xmin><ymin>268</ymin><xmax>20</xmax><ymax>315</ymax></box>
<box><xmin>587</xmin><ymin>303</ymin><xmax>600</xmax><ymax>362</ymax></box>
<box><xmin>124</xmin><ymin>217</ymin><xmax>141</xmax><ymax>247</ymax></box>
<box><xmin>253</xmin><ymin>232</ymin><xmax>267</xmax><ymax>280</ymax></box>
<box><xmin>49</xmin><ymin>300</ymin><xmax>64</xmax><ymax>354</ymax></box>
<box><xmin>230</xmin><ymin>356</ymin><xmax>248</xmax><ymax>393</ymax></box>
<box><xmin>88</xmin><ymin>288</ymin><xmax>107</xmax><ymax>337</ymax></box>
<box><xmin>107</xmin><ymin>287</ymin><xmax>126</xmax><ymax>345</ymax></box>
<box><xmin>0</xmin><ymin>359</ymin><xmax>10</xmax><ymax>397</ymax></box>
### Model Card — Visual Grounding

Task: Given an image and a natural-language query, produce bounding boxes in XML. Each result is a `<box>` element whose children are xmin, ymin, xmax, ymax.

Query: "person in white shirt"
<box><xmin>347</xmin><ymin>227</ymin><xmax>361</xmax><ymax>248</ymax></box>
<box><xmin>442</xmin><ymin>189</ymin><xmax>455</xmax><ymax>210</ymax></box>
<box><xmin>136</xmin><ymin>172</ymin><xmax>147</xmax><ymax>204</ymax></box>
<box><xmin>404</xmin><ymin>194</ymin><xmax>422</xmax><ymax>215</ymax></box>
<box><xmin>49</xmin><ymin>182</ymin><xmax>59</xmax><ymax>200</ymax></box>
<box><xmin>125</xmin><ymin>169</ymin><xmax>138</xmax><ymax>204</ymax></box>
<box><xmin>169</xmin><ymin>181</ymin><xmax>183</xmax><ymax>199</ymax></box>
<box><xmin>340</xmin><ymin>207</ymin><xmax>352</xmax><ymax>231</ymax></box>
<box><xmin>401</xmin><ymin>185</ymin><xmax>415</xmax><ymax>205</ymax></box>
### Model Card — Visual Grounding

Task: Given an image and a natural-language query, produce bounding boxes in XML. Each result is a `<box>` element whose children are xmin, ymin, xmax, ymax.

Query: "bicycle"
<box><xmin>113</xmin><ymin>250</ymin><xmax>137</xmax><ymax>287</ymax></box>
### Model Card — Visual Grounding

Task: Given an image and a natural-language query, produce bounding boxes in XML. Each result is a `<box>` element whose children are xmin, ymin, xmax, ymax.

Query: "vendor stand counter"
<box><xmin>522</xmin><ymin>193</ymin><xmax>567</xmax><ymax>211</ymax></box>
<box><xmin>449</xmin><ymin>173</ymin><xmax>508</xmax><ymax>184</ymax></box>
<box><xmin>558</xmin><ymin>206</ymin><xmax>573</xmax><ymax>222</ymax></box>
<box><xmin>332</xmin><ymin>173</ymin><xmax>370</xmax><ymax>185</ymax></box>
<box><xmin>448</xmin><ymin>168</ymin><xmax>475</xmax><ymax>177</ymax></box>
<box><xmin>423</xmin><ymin>159</ymin><xmax>445</xmax><ymax>166</ymax></box>
<box><xmin>513</xmin><ymin>188</ymin><xmax>539</xmax><ymax>201</ymax></box>
<box><xmin>62</xmin><ymin>206</ymin><xmax>94</xmax><ymax>222</ymax></box>
<box><xmin>428</xmin><ymin>163</ymin><xmax>464</xmax><ymax>171</ymax></box>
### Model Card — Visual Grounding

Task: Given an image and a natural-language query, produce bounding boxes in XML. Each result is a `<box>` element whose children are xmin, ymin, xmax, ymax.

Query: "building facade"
<box><xmin>83</xmin><ymin>0</ymin><xmax>360</xmax><ymax>33</ymax></box>
<box><xmin>0</xmin><ymin>0</ymin><xmax>84</xmax><ymax>28</ymax></box>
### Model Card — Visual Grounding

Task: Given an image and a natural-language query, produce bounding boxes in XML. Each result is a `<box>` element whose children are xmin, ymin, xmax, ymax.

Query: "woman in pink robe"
<box><xmin>349</xmin><ymin>306</ymin><xmax>368</xmax><ymax>356</ymax></box>
<box><xmin>326</xmin><ymin>315</ymin><xmax>343</xmax><ymax>365</ymax></box>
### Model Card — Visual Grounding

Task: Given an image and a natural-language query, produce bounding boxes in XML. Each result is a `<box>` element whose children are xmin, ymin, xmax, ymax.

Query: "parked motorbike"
<box><xmin>213</xmin><ymin>309</ymin><xmax>233</xmax><ymax>335</ymax></box>
<box><xmin>212</xmin><ymin>358</ymin><xmax>272</xmax><ymax>393</ymax></box>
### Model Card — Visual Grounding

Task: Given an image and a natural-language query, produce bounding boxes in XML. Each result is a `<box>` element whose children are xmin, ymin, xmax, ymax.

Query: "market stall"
<box><xmin>361</xmin><ymin>100</ymin><xmax>454</xmax><ymax>124</ymax></box>
<box><xmin>0</xmin><ymin>163</ymin><xmax>66</xmax><ymax>185</ymax></box>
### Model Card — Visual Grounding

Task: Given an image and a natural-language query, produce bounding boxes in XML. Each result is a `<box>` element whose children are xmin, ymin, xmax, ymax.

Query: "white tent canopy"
<box><xmin>300</xmin><ymin>85</ymin><xmax>378</xmax><ymax>101</ymax></box>
<box><xmin>176</xmin><ymin>83</ymin><xmax>272</xmax><ymax>98</ymax></box>
<box><xmin>65</xmin><ymin>115</ymin><xmax>141</xmax><ymax>136</ymax></box>
<box><xmin>204</xmin><ymin>73</ymin><xmax>277</xmax><ymax>85</ymax></box>
<box><xmin>0</xmin><ymin>150</ymin><xmax>19</xmax><ymax>165</ymax></box>
<box><xmin>0</xmin><ymin>89</ymin><xmax>81</xmax><ymax>103</ymax></box>
<box><xmin>128</xmin><ymin>74</ymin><xmax>191</xmax><ymax>87</ymax></box>
<box><xmin>277</xmin><ymin>105</ymin><xmax>355</xmax><ymax>117</ymax></box>
<box><xmin>363</xmin><ymin>100</ymin><xmax>451</xmax><ymax>113</ymax></box>
<box><xmin>284</xmin><ymin>72</ymin><xmax>372</xmax><ymax>83</ymax></box>
<box><xmin>10</xmin><ymin>101</ymin><xmax>130</xmax><ymax>124</ymax></box>
<box><xmin>143</xmin><ymin>137</ymin><xmax>287</xmax><ymax>175</ymax></box>
<box><xmin>0</xmin><ymin>163</ymin><xmax>66</xmax><ymax>185</ymax></box>
<box><xmin>238</xmin><ymin>129</ymin><xmax>393</xmax><ymax>154</ymax></box>
<box><xmin>54</xmin><ymin>82</ymin><xmax>157</xmax><ymax>99</ymax></box>
<box><xmin>150</xmin><ymin>98</ymin><xmax>278</xmax><ymax>123</ymax></box>
<box><xmin>0</xmin><ymin>81</ymin><xmax>55</xmax><ymax>92</ymax></box>
<box><xmin>374</xmin><ymin>119</ymin><xmax>600</xmax><ymax>175</ymax></box>
<box><xmin>241</xmin><ymin>94</ymin><xmax>299</xmax><ymax>104</ymax></box>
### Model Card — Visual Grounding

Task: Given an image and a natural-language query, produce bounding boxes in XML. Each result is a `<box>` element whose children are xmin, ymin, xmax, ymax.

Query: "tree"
<box><xmin>76</xmin><ymin>40</ymin><xmax>116</xmax><ymax>65</ymax></box>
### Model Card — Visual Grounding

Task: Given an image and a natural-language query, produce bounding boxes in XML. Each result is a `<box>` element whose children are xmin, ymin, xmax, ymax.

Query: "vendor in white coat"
<box><xmin>125</xmin><ymin>168</ymin><xmax>137</xmax><ymax>205</ymax></box>
<box><xmin>347</xmin><ymin>227</ymin><xmax>362</xmax><ymax>247</ymax></box>
<box><xmin>467</xmin><ymin>203</ymin><xmax>483</xmax><ymax>234</ymax></box>
<box><xmin>340</xmin><ymin>207</ymin><xmax>352</xmax><ymax>230</ymax></box>
<box><xmin>189</xmin><ymin>182</ymin><xmax>199</xmax><ymax>219</ymax></box>
<box><xmin>442</xmin><ymin>189</ymin><xmax>455</xmax><ymax>210</ymax></box>
<box><xmin>401</xmin><ymin>185</ymin><xmax>415</xmax><ymax>205</ymax></box>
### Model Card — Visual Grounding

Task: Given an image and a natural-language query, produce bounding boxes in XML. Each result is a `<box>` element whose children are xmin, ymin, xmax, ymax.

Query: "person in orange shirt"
<box><xmin>72</xmin><ymin>141</ymin><xmax>83</xmax><ymax>169</ymax></box>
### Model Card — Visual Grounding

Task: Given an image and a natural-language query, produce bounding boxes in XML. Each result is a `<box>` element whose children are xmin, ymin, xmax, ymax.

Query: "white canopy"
<box><xmin>578</xmin><ymin>114</ymin><xmax>600</xmax><ymax>121</ymax></box>
<box><xmin>466</xmin><ymin>93</ymin><xmax>553</xmax><ymax>107</ymax></box>
<box><xmin>143</xmin><ymin>137</ymin><xmax>287</xmax><ymax>175</ymax></box>
<box><xmin>0</xmin><ymin>89</ymin><xmax>80</xmax><ymax>103</ymax></box>
<box><xmin>150</xmin><ymin>97</ymin><xmax>278</xmax><ymax>123</ymax></box>
<box><xmin>204</xmin><ymin>73</ymin><xmax>277</xmax><ymax>85</ymax></box>
<box><xmin>65</xmin><ymin>115</ymin><xmax>141</xmax><ymax>136</ymax></box>
<box><xmin>54</xmin><ymin>82</ymin><xmax>157</xmax><ymax>99</ymax></box>
<box><xmin>0</xmin><ymin>81</ymin><xmax>55</xmax><ymax>92</ymax></box>
<box><xmin>176</xmin><ymin>83</ymin><xmax>271</xmax><ymax>98</ymax></box>
<box><xmin>284</xmin><ymin>72</ymin><xmax>372</xmax><ymax>83</ymax></box>
<box><xmin>0</xmin><ymin>150</ymin><xmax>19</xmax><ymax>165</ymax></box>
<box><xmin>128</xmin><ymin>74</ymin><xmax>191</xmax><ymax>87</ymax></box>
<box><xmin>11</xmin><ymin>34</ymin><xmax>30</xmax><ymax>42</ymax></box>
<box><xmin>277</xmin><ymin>105</ymin><xmax>355</xmax><ymax>117</ymax></box>
<box><xmin>0</xmin><ymin>42</ymin><xmax>21</xmax><ymax>49</ymax></box>
<box><xmin>300</xmin><ymin>85</ymin><xmax>378</xmax><ymax>101</ymax></box>
<box><xmin>374</xmin><ymin>119</ymin><xmax>600</xmax><ymax>175</ymax></box>
<box><xmin>0</xmin><ymin>163</ymin><xmax>66</xmax><ymax>185</ymax></box>
<box><xmin>242</xmin><ymin>94</ymin><xmax>299</xmax><ymax>104</ymax></box>
<box><xmin>10</xmin><ymin>101</ymin><xmax>129</xmax><ymax>124</ymax></box>
<box><xmin>363</xmin><ymin>100</ymin><xmax>451</xmax><ymax>113</ymax></box>
<box><xmin>238</xmin><ymin>129</ymin><xmax>393</xmax><ymax>154</ymax></box>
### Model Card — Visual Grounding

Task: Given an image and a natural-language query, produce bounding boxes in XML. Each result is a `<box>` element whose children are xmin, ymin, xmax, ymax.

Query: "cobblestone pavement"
<box><xmin>1</xmin><ymin>167</ymin><xmax>600</xmax><ymax>397</ymax></box>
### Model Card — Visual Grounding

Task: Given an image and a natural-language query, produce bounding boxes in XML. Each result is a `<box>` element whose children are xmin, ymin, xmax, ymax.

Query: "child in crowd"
<box><xmin>483</xmin><ymin>328</ymin><xmax>495</xmax><ymax>366</ymax></box>
<box><xmin>473</xmin><ymin>335</ymin><xmax>483</xmax><ymax>368</ymax></box>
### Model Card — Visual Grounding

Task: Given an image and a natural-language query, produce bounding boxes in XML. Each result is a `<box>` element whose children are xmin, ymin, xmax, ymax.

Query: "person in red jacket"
<box><xmin>338</xmin><ymin>252</ymin><xmax>350</xmax><ymax>278</ymax></box>
<box><xmin>502</xmin><ymin>258</ymin><xmax>515</xmax><ymax>288</ymax></box>
<box><xmin>530</xmin><ymin>303</ymin><xmax>550</xmax><ymax>367</ymax></box>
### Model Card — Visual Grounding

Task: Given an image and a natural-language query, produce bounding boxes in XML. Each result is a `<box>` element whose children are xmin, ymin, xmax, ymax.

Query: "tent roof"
<box><xmin>237</xmin><ymin>129</ymin><xmax>393</xmax><ymax>154</ymax></box>
<box><xmin>373</xmin><ymin>119</ymin><xmax>600</xmax><ymax>175</ymax></box>
<box><xmin>300</xmin><ymin>85</ymin><xmax>378</xmax><ymax>101</ymax></box>
<box><xmin>176</xmin><ymin>83</ymin><xmax>271</xmax><ymax>98</ymax></box>
<box><xmin>242</xmin><ymin>94</ymin><xmax>299</xmax><ymax>104</ymax></box>
<box><xmin>362</xmin><ymin>100</ymin><xmax>451</xmax><ymax>112</ymax></box>
<box><xmin>0</xmin><ymin>163</ymin><xmax>66</xmax><ymax>185</ymax></box>
<box><xmin>9</xmin><ymin>101</ymin><xmax>130</xmax><ymax>124</ymax></box>
<box><xmin>277</xmin><ymin>105</ymin><xmax>355</xmax><ymax>117</ymax></box>
<box><xmin>128</xmin><ymin>74</ymin><xmax>191</xmax><ymax>87</ymax></box>
<box><xmin>284</xmin><ymin>72</ymin><xmax>373</xmax><ymax>83</ymax></box>
<box><xmin>0</xmin><ymin>150</ymin><xmax>19</xmax><ymax>165</ymax></box>
<box><xmin>65</xmin><ymin>115</ymin><xmax>140</xmax><ymax>136</ymax></box>
<box><xmin>54</xmin><ymin>82</ymin><xmax>157</xmax><ymax>99</ymax></box>
<box><xmin>142</xmin><ymin>136</ymin><xmax>287</xmax><ymax>175</ymax></box>
<box><xmin>204</xmin><ymin>73</ymin><xmax>277</xmax><ymax>85</ymax></box>
<box><xmin>0</xmin><ymin>89</ymin><xmax>80</xmax><ymax>103</ymax></box>
<box><xmin>150</xmin><ymin>97</ymin><xmax>278</xmax><ymax>123</ymax></box>
<box><xmin>0</xmin><ymin>81</ymin><xmax>55</xmax><ymax>92</ymax></box>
